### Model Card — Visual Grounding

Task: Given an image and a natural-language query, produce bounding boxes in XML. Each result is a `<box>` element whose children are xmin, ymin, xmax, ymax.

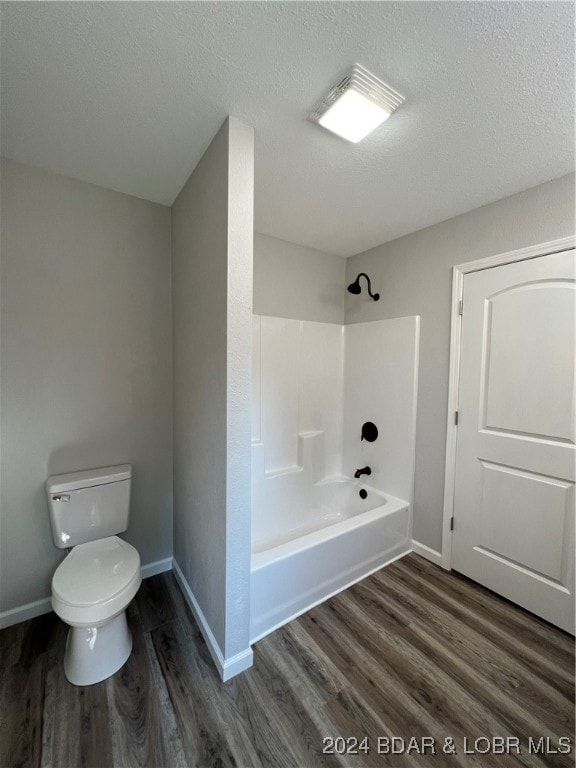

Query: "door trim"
<box><xmin>441</xmin><ymin>235</ymin><xmax>575</xmax><ymax>570</ymax></box>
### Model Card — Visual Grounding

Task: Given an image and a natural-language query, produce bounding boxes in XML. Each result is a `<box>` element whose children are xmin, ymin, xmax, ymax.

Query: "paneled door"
<box><xmin>452</xmin><ymin>249</ymin><xmax>575</xmax><ymax>633</ymax></box>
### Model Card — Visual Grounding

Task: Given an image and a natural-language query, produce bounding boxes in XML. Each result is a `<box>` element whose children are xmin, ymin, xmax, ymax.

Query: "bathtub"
<box><xmin>250</xmin><ymin>479</ymin><xmax>411</xmax><ymax>642</ymax></box>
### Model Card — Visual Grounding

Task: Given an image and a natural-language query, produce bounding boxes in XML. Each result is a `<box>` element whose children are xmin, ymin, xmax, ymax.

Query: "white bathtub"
<box><xmin>250</xmin><ymin>479</ymin><xmax>411</xmax><ymax>642</ymax></box>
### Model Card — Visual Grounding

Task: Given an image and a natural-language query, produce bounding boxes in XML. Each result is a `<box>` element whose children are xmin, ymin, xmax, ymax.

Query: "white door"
<box><xmin>452</xmin><ymin>249</ymin><xmax>575</xmax><ymax>633</ymax></box>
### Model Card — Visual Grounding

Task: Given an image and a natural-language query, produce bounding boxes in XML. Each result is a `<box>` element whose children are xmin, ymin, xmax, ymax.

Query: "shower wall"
<box><xmin>343</xmin><ymin>316</ymin><xmax>420</xmax><ymax>505</ymax></box>
<box><xmin>251</xmin><ymin>316</ymin><xmax>344</xmax><ymax>547</ymax></box>
<box><xmin>251</xmin><ymin>314</ymin><xmax>419</xmax><ymax>547</ymax></box>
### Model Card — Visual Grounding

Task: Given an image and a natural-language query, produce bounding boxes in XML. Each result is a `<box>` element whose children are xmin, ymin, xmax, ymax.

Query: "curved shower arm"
<box><xmin>347</xmin><ymin>272</ymin><xmax>380</xmax><ymax>301</ymax></box>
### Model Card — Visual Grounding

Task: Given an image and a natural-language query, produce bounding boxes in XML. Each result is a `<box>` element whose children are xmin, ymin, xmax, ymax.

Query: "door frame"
<box><xmin>441</xmin><ymin>235</ymin><xmax>575</xmax><ymax>570</ymax></box>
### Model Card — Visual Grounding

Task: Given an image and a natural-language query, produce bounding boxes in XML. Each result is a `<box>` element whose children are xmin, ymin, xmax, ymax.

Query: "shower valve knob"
<box><xmin>361</xmin><ymin>422</ymin><xmax>378</xmax><ymax>442</ymax></box>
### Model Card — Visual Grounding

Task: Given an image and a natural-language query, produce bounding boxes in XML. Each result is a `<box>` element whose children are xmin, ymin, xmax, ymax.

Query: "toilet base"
<box><xmin>64</xmin><ymin>611</ymin><xmax>132</xmax><ymax>686</ymax></box>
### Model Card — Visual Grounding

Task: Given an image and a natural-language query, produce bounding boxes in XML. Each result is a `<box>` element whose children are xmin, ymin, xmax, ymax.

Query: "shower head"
<box><xmin>347</xmin><ymin>279</ymin><xmax>362</xmax><ymax>295</ymax></box>
<box><xmin>347</xmin><ymin>273</ymin><xmax>380</xmax><ymax>301</ymax></box>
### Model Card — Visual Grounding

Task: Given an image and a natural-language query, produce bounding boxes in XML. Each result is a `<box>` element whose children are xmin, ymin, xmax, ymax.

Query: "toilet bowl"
<box><xmin>51</xmin><ymin>536</ymin><xmax>141</xmax><ymax>686</ymax></box>
<box><xmin>47</xmin><ymin>464</ymin><xmax>141</xmax><ymax>686</ymax></box>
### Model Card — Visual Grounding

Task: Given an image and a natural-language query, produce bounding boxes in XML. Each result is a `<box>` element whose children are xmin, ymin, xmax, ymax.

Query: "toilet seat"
<box><xmin>52</xmin><ymin>536</ymin><xmax>141</xmax><ymax>627</ymax></box>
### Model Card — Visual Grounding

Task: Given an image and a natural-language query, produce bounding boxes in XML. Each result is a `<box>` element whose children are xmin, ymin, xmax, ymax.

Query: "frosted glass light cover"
<box><xmin>309</xmin><ymin>65</ymin><xmax>404</xmax><ymax>144</ymax></box>
<box><xmin>318</xmin><ymin>87</ymin><xmax>392</xmax><ymax>143</ymax></box>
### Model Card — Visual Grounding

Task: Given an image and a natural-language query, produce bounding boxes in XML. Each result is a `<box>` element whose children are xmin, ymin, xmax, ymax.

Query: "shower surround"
<box><xmin>251</xmin><ymin>314</ymin><xmax>420</xmax><ymax>641</ymax></box>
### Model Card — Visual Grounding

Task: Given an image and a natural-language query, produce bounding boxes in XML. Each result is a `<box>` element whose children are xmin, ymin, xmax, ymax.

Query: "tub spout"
<box><xmin>354</xmin><ymin>466</ymin><xmax>372</xmax><ymax>478</ymax></box>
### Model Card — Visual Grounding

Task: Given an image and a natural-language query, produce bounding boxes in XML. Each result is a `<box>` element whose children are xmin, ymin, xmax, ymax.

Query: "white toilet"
<box><xmin>46</xmin><ymin>464</ymin><xmax>141</xmax><ymax>686</ymax></box>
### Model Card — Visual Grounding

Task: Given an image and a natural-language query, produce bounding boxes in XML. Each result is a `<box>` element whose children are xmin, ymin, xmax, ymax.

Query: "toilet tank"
<box><xmin>46</xmin><ymin>465</ymin><xmax>132</xmax><ymax>549</ymax></box>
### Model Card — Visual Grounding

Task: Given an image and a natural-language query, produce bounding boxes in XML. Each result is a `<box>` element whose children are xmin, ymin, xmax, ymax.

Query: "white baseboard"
<box><xmin>411</xmin><ymin>539</ymin><xmax>443</xmax><ymax>567</ymax></box>
<box><xmin>0</xmin><ymin>556</ymin><xmax>174</xmax><ymax>630</ymax></box>
<box><xmin>141</xmin><ymin>557</ymin><xmax>173</xmax><ymax>579</ymax></box>
<box><xmin>172</xmin><ymin>558</ymin><xmax>253</xmax><ymax>681</ymax></box>
<box><xmin>0</xmin><ymin>597</ymin><xmax>52</xmax><ymax>630</ymax></box>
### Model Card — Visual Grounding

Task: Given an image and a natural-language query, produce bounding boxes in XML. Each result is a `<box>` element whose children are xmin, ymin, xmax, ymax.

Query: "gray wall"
<box><xmin>172</xmin><ymin>117</ymin><xmax>253</xmax><ymax>663</ymax></box>
<box><xmin>0</xmin><ymin>158</ymin><xmax>173</xmax><ymax>613</ymax></box>
<box><xmin>254</xmin><ymin>233</ymin><xmax>346</xmax><ymax>324</ymax></box>
<box><xmin>345</xmin><ymin>173</ymin><xmax>575</xmax><ymax>553</ymax></box>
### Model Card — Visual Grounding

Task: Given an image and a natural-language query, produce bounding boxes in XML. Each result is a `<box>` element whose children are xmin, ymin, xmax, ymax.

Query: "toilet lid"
<box><xmin>52</xmin><ymin>536</ymin><xmax>140</xmax><ymax>607</ymax></box>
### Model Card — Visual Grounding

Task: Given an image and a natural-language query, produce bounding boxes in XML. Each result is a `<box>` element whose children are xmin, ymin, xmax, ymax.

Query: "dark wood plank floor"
<box><xmin>1</xmin><ymin>554</ymin><xmax>573</xmax><ymax>768</ymax></box>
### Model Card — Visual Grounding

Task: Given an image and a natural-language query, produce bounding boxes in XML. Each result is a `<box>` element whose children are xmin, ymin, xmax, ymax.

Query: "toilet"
<box><xmin>46</xmin><ymin>464</ymin><xmax>141</xmax><ymax>686</ymax></box>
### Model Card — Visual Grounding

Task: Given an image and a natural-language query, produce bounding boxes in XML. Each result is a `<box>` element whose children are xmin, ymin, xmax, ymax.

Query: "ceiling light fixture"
<box><xmin>309</xmin><ymin>64</ymin><xmax>405</xmax><ymax>144</ymax></box>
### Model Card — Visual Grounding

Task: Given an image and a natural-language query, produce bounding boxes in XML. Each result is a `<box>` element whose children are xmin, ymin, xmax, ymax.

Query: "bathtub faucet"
<box><xmin>354</xmin><ymin>466</ymin><xmax>372</xmax><ymax>478</ymax></box>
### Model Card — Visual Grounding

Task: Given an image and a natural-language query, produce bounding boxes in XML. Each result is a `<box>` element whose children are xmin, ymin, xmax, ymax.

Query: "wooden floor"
<box><xmin>1</xmin><ymin>554</ymin><xmax>573</xmax><ymax>768</ymax></box>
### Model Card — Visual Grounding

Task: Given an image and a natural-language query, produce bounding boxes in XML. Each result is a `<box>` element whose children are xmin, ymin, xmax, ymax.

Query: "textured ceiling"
<box><xmin>1</xmin><ymin>2</ymin><xmax>574</xmax><ymax>257</ymax></box>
